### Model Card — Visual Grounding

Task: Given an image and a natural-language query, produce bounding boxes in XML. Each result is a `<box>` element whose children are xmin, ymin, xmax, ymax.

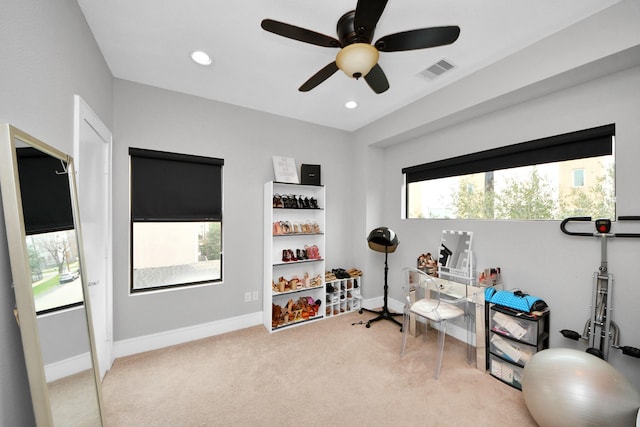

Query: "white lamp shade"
<box><xmin>336</xmin><ymin>43</ymin><xmax>379</xmax><ymax>79</ymax></box>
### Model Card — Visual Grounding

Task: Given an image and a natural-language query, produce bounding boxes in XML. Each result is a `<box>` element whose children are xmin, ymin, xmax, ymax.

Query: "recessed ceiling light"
<box><xmin>190</xmin><ymin>50</ymin><xmax>212</xmax><ymax>66</ymax></box>
<box><xmin>345</xmin><ymin>100</ymin><xmax>358</xmax><ymax>109</ymax></box>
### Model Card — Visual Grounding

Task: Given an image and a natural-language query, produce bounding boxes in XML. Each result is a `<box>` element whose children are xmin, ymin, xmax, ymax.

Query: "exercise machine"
<box><xmin>559</xmin><ymin>216</ymin><xmax>640</xmax><ymax>360</ymax></box>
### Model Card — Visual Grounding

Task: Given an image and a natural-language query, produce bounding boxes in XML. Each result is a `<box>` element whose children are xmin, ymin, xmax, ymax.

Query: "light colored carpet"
<box><xmin>102</xmin><ymin>311</ymin><xmax>537</xmax><ymax>426</ymax></box>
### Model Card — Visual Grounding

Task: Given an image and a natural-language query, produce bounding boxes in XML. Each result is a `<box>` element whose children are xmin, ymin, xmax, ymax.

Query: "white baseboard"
<box><xmin>111</xmin><ymin>299</ymin><xmax>475</xmax><ymax>361</ymax></box>
<box><xmin>45</xmin><ymin>352</ymin><xmax>92</xmax><ymax>382</ymax></box>
<box><xmin>48</xmin><ymin>304</ymin><xmax>475</xmax><ymax>380</ymax></box>
<box><xmin>113</xmin><ymin>311</ymin><xmax>263</xmax><ymax>358</ymax></box>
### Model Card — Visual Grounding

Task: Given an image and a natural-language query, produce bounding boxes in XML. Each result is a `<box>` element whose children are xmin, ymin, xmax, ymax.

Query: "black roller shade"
<box><xmin>403</xmin><ymin>124</ymin><xmax>615</xmax><ymax>184</ymax></box>
<box><xmin>129</xmin><ymin>148</ymin><xmax>224</xmax><ymax>222</ymax></box>
<box><xmin>16</xmin><ymin>147</ymin><xmax>74</xmax><ymax>235</ymax></box>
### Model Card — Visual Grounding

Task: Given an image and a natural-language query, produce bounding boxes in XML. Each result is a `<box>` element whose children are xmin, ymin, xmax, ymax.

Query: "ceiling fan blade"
<box><xmin>364</xmin><ymin>63</ymin><xmax>389</xmax><ymax>94</ymax></box>
<box><xmin>261</xmin><ymin>19</ymin><xmax>341</xmax><ymax>48</ymax></box>
<box><xmin>299</xmin><ymin>62</ymin><xmax>339</xmax><ymax>92</ymax></box>
<box><xmin>375</xmin><ymin>26</ymin><xmax>460</xmax><ymax>52</ymax></box>
<box><xmin>354</xmin><ymin>0</ymin><xmax>388</xmax><ymax>41</ymax></box>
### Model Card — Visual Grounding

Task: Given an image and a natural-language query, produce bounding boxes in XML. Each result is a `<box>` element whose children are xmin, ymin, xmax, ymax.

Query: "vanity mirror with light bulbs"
<box><xmin>438</xmin><ymin>229</ymin><xmax>474</xmax><ymax>286</ymax></box>
<box><xmin>0</xmin><ymin>124</ymin><xmax>104</xmax><ymax>426</ymax></box>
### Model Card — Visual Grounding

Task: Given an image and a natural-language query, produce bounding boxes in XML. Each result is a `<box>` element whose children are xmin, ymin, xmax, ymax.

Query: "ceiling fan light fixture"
<box><xmin>336</xmin><ymin>43</ymin><xmax>379</xmax><ymax>79</ymax></box>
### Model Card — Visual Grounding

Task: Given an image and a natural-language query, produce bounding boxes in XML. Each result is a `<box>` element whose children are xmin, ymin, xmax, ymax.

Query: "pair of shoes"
<box><xmin>325</xmin><ymin>271</ymin><xmax>337</xmax><ymax>281</ymax></box>
<box><xmin>276</xmin><ymin>194</ymin><xmax>313</xmax><ymax>209</ymax></box>
<box><xmin>272</xmin><ymin>276</ymin><xmax>289</xmax><ymax>292</ymax></box>
<box><xmin>282</xmin><ymin>195</ymin><xmax>299</xmax><ymax>208</ymax></box>
<box><xmin>309</xmin><ymin>274</ymin><xmax>322</xmax><ymax>287</ymax></box>
<box><xmin>282</xmin><ymin>249</ymin><xmax>297</xmax><ymax>262</ymax></box>
<box><xmin>273</xmin><ymin>221</ymin><xmax>293</xmax><ymax>235</ymax></box>
<box><xmin>273</xmin><ymin>221</ymin><xmax>282</xmax><ymax>235</ymax></box>
<box><xmin>305</xmin><ymin>245</ymin><xmax>321</xmax><ymax>259</ymax></box>
<box><xmin>296</xmin><ymin>196</ymin><xmax>319</xmax><ymax>209</ymax></box>
<box><xmin>347</xmin><ymin>268</ymin><xmax>362</xmax><ymax>277</ymax></box>
<box><xmin>332</xmin><ymin>268</ymin><xmax>350</xmax><ymax>279</ymax></box>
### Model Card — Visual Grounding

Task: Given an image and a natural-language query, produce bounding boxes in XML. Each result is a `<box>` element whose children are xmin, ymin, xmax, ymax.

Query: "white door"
<box><xmin>74</xmin><ymin>95</ymin><xmax>113</xmax><ymax>379</ymax></box>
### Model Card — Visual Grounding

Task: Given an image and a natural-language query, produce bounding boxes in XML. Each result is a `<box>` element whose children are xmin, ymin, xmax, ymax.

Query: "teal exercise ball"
<box><xmin>522</xmin><ymin>348</ymin><xmax>640</xmax><ymax>427</ymax></box>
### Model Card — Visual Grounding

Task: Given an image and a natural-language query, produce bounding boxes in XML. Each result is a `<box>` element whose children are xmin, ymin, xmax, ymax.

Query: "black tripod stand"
<box><xmin>361</xmin><ymin>229</ymin><xmax>403</xmax><ymax>330</ymax></box>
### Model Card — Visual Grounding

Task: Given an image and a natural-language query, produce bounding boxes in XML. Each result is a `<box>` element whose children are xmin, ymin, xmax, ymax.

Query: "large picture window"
<box><xmin>403</xmin><ymin>124</ymin><xmax>615</xmax><ymax>220</ymax></box>
<box><xmin>129</xmin><ymin>148</ymin><xmax>223</xmax><ymax>292</ymax></box>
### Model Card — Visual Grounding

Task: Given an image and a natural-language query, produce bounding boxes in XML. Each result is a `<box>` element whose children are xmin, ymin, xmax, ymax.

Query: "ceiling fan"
<box><xmin>261</xmin><ymin>0</ymin><xmax>460</xmax><ymax>94</ymax></box>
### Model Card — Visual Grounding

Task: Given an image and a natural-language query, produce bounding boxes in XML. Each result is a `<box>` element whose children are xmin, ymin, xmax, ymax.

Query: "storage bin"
<box><xmin>489</xmin><ymin>334</ymin><xmax>536</xmax><ymax>366</ymax></box>
<box><xmin>489</xmin><ymin>354</ymin><xmax>524</xmax><ymax>390</ymax></box>
<box><xmin>490</xmin><ymin>306</ymin><xmax>547</xmax><ymax>346</ymax></box>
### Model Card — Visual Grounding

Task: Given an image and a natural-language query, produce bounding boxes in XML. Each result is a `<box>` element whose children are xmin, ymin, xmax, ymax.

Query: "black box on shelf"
<box><xmin>301</xmin><ymin>164</ymin><xmax>321</xmax><ymax>185</ymax></box>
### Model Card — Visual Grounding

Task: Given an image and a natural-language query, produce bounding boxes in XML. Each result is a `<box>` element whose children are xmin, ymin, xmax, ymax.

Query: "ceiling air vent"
<box><xmin>420</xmin><ymin>59</ymin><xmax>455</xmax><ymax>80</ymax></box>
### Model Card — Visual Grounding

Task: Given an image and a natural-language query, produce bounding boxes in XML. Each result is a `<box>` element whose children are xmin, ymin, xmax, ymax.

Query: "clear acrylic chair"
<box><xmin>400</xmin><ymin>267</ymin><xmax>467</xmax><ymax>379</ymax></box>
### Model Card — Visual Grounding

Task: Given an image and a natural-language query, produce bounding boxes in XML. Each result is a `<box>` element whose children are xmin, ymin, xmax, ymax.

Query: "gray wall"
<box><xmin>379</xmin><ymin>65</ymin><xmax>640</xmax><ymax>389</ymax></box>
<box><xmin>112</xmin><ymin>79</ymin><xmax>354</xmax><ymax>340</ymax></box>
<box><xmin>0</xmin><ymin>208</ymin><xmax>35</xmax><ymax>426</ymax></box>
<box><xmin>352</xmin><ymin>0</ymin><xmax>640</xmax><ymax>389</ymax></box>
<box><xmin>1</xmin><ymin>0</ymin><xmax>640</xmax><ymax>423</ymax></box>
<box><xmin>0</xmin><ymin>0</ymin><xmax>113</xmax><ymax>423</ymax></box>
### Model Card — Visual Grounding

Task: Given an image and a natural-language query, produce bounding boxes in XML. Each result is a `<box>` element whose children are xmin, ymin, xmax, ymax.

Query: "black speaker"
<box><xmin>300</xmin><ymin>164</ymin><xmax>321</xmax><ymax>185</ymax></box>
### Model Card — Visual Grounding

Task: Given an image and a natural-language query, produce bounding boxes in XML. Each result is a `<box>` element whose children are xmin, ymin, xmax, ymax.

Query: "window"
<box><xmin>129</xmin><ymin>148</ymin><xmax>223</xmax><ymax>292</ymax></box>
<box><xmin>573</xmin><ymin>169</ymin><xmax>585</xmax><ymax>187</ymax></box>
<box><xmin>404</xmin><ymin>124</ymin><xmax>615</xmax><ymax>220</ymax></box>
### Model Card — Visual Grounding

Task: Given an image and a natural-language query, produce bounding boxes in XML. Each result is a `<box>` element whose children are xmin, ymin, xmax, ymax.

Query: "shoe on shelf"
<box><xmin>347</xmin><ymin>268</ymin><xmax>362</xmax><ymax>277</ymax></box>
<box><xmin>332</xmin><ymin>268</ymin><xmax>350</xmax><ymax>279</ymax></box>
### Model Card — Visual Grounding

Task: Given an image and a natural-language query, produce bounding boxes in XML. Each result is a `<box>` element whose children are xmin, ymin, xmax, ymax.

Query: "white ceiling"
<box><xmin>77</xmin><ymin>0</ymin><xmax>622</xmax><ymax>132</ymax></box>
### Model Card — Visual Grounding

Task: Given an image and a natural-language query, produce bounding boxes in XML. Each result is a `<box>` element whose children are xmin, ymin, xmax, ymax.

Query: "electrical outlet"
<box><xmin>244</xmin><ymin>292</ymin><xmax>251</xmax><ymax>302</ymax></box>
<box><xmin>252</xmin><ymin>291</ymin><xmax>259</xmax><ymax>301</ymax></box>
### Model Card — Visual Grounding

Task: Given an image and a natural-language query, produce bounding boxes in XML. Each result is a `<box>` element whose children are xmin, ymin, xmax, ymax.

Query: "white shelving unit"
<box><xmin>325</xmin><ymin>276</ymin><xmax>363</xmax><ymax>318</ymax></box>
<box><xmin>264</xmin><ymin>181</ymin><xmax>325</xmax><ymax>332</ymax></box>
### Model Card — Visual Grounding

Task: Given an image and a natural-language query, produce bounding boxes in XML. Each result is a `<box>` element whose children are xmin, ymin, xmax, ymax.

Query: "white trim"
<box><xmin>362</xmin><ymin>296</ymin><xmax>385</xmax><ymax>311</ymax></box>
<box><xmin>45</xmin><ymin>352</ymin><xmax>92</xmax><ymax>383</ymax></box>
<box><xmin>112</xmin><ymin>301</ymin><xmax>473</xmax><ymax>360</ymax></box>
<box><xmin>74</xmin><ymin>94</ymin><xmax>114</xmax><ymax>378</ymax></box>
<box><xmin>113</xmin><ymin>311</ymin><xmax>263</xmax><ymax>358</ymax></box>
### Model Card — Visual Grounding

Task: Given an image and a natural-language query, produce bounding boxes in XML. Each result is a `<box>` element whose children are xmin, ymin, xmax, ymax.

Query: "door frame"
<box><xmin>73</xmin><ymin>95</ymin><xmax>114</xmax><ymax>378</ymax></box>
